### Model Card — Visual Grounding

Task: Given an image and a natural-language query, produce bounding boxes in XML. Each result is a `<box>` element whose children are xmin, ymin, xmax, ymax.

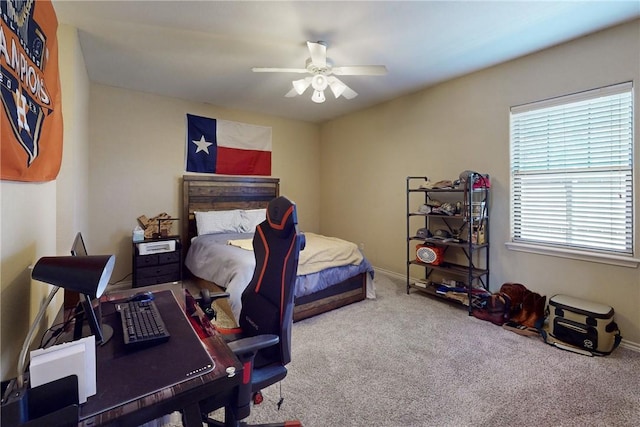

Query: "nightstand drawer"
<box><xmin>159</xmin><ymin>251</ymin><xmax>180</xmax><ymax>264</ymax></box>
<box><xmin>136</xmin><ymin>254</ymin><xmax>159</xmax><ymax>267</ymax></box>
<box><xmin>137</xmin><ymin>263</ymin><xmax>180</xmax><ymax>279</ymax></box>
<box><xmin>136</xmin><ymin>272</ymin><xmax>181</xmax><ymax>287</ymax></box>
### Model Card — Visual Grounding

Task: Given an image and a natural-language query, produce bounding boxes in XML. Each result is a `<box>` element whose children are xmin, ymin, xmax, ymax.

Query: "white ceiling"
<box><xmin>52</xmin><ymin>1</ymin><xmax>640</xmax><ymax>123</ymax></box>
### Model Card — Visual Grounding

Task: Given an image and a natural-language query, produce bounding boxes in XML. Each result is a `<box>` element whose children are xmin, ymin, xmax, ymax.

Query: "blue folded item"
<box><xmin>436</xmin><ymin>285</ymin><xmax>468</xmax><ymax>294</ymax></box>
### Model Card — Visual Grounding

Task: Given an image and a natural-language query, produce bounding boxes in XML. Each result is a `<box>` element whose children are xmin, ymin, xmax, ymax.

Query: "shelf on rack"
<box><xmin>408</xmin><ymin>188</ymin><xmax>464</xmax><ymax>193</ymax></box>
<box><xmin>408</xmin><ymin>187</ymin><xmax>488</xmax><ymax>194</ymax></box>
<box><xmin>408</xmin><ymin>212</ymin><xmax>465</xmax><ymax>218</ymax></box>
<box><xmin>409</xmin><ymin>282</ymin><xmax>469</xmax><ymax>306</ymax></box>
<box><xmin>408</xmin><ymin>260</ymin><xmax>488</xmax><ymax>278</ymax></box>
<box><xmin>409</xmin><ymin>281</ymin><xmax>491</xmax><ymax>307</ymax></box>
<box><xmin>408</xmin><ymin>237</ymin><xmax>489</xmax><ymax>249</ymax></box>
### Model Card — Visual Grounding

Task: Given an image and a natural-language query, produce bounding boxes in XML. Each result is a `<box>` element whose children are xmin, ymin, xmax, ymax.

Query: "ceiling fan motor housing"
<box><xmin>305</xmin><ymin>58</ymin><xmax>333</xmax><ymax>75</ymax></box>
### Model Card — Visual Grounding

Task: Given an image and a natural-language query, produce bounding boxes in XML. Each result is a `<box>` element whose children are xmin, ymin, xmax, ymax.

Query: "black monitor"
<box><xmin>70</xmin><ymin>232</ymin><xmax>113</xmax><ymax>345</ymax></box>
<box><xmin>70</xmin><ymin>232</ymin><xmax>88</xmax><ymax>257</ymax></box>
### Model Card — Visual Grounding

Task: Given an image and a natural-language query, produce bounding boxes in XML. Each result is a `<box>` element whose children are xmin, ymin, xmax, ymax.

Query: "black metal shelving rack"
<box><xmin>406</xmin><ymin>175</ymin><xmax>490</xmax><ymax>313</ymax></box>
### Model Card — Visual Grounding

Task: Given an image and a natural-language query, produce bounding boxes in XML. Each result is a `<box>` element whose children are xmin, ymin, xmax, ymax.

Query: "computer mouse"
<box><xmin>128</xmin><ymin>291</ymin><xmax>154</xmax><ymax>302</ymax></box>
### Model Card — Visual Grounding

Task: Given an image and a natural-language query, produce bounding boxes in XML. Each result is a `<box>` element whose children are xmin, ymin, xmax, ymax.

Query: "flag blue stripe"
<box><xmin>186</xmin><ymin>114</ymin><xmax>218</xmax><ymax>173</ymax></box>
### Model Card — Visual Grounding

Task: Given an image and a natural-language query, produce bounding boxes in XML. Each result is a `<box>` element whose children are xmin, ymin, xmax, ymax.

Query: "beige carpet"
<box><xmin>236</xmin><ymin>272</ymin><xmax>640</xmax><ymax>427</ymax></box>
<box><xmin>210</xmin><ymin>299</ymin><xmax>238</xmax><ymax>329</ymax></box>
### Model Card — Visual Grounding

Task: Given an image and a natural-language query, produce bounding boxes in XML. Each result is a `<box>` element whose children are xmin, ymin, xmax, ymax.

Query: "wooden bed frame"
<box><xmin>181</xmin><ymin>174</ymin><xmax>367</xmax><ymax>321</ymax></box>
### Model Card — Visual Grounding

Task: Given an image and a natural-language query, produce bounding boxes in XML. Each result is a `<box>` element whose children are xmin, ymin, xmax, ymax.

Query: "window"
<box><xmin>509</xmin><ymin>82</ymin><xmax>634</xmax><ymax>262</ymax></box>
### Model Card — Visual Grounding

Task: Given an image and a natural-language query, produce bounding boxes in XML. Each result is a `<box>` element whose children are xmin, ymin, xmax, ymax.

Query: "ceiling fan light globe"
<box><xmin>328</xmin><ymin>79</ymin><xmax>347</xmax><ymax>98</ymax></box>
<box><xmin>311</xmin><ymin>90</ymin><xmax>326</xmax><ymax>103</ymax></box>
<box><xmin>311</xmin><ymin>74</ymin><xmax>328</xmax><ymax>91</ymax></box>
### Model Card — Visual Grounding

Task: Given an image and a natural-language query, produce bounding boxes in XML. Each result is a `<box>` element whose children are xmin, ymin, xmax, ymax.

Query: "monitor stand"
<box><xmin>77</xmin><ymin>324</ymin><xmax>114</xmax><ymax>346</ymax></box>
<box><xmin>58</xmin><ymin>300</ymin><xmax>114</xmax><ymax>346</ymax></box>
<box><xmin>57</xmin><ymin>323</ymin><xmax>114</xmax><ymax>347</ymax></box>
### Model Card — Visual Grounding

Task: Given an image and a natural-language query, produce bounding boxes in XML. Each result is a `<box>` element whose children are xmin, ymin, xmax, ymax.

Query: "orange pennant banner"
<box><xmin>1</xmin><ymin>0</ymin><xmax>63</xmax><ymax>182</ymax></box>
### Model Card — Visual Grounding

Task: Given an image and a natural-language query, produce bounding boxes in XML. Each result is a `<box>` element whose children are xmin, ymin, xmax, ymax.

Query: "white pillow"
<box><xmin>241</xmin><ymin>209</ymin><xmax>267</xmax><ymax>233</ymax></box>
<box><xmin>195</xmin><ymin>210</ymin><xmax>243</xmax><ymax>235</ymax></box>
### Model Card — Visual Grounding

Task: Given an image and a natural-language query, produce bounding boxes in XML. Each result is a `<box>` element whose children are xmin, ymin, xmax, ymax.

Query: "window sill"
<box><xmin>504</xmin><ymin>242</ymin><xmax>640</xmax><ymax>268</ymax></box>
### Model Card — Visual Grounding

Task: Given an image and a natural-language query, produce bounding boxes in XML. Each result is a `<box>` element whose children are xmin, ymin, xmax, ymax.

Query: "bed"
<box><xmin>181</xmin><ymin>175</ymin><xmax>375</xmax><ymax>322</ymax></box>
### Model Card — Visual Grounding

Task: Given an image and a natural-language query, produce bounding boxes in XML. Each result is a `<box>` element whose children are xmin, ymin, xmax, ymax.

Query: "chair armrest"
<box><xmin>207</xmin><ymin>292</ymin><xmax>230</xmax><ymax>301</ymax></box>
<box><xmin>196</xmin><ymin>289</ymin><xmax>230</xmax><ymax>304</ymax></box>
<box><xmin>227</xmin><ymin>334</ymin><xmax>279</xmax><ymax>356</ymax></box>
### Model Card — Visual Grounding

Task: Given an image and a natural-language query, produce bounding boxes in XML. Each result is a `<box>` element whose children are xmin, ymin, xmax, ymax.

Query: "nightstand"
<box><xmin>132</xmin><ymin>237</ymin><xmax>182</xmax><ymax>288</ymax></box>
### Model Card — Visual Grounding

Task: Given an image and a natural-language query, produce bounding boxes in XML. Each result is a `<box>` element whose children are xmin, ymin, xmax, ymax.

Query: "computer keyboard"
<box><xmin>116</xmin><ymin>299</ymin><xmax>170</xmax><ymax>350</ymax></box>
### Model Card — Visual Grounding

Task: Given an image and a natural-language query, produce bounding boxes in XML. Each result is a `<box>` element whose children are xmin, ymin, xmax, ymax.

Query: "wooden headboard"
<box><xmin>181</xmin><ymin>175</ymin><xmax>280</xmax><ymax>256</ymax></box>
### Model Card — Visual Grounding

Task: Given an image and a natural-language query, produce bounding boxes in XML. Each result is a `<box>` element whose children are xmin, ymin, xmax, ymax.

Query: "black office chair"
<box><xmin>201</xmin><ymin>196</ymin><xmax>305</xmax><ymax>427</ymax></box>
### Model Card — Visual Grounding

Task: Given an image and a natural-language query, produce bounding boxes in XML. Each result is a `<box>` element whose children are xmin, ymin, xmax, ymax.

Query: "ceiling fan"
<box><xmin>252</xmin><ymin>41</ymin><xmax>387</xmax><ymax>103</ymax></box>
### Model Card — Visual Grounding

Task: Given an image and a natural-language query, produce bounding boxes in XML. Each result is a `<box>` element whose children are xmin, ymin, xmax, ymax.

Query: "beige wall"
<box><xmin>319</xmin><ymin>20</ymin><xmax>640</xmax><ymax>344</ymax></box>
<box><xmin>87</xmin><ymin>85</ymin><xmax>321</xmax><ymax>283</ymax></box>
<box><xmin>0</xmin><ymin>25</ymin><xmax>89</xmax><ymax>380</ymax></box>
<box><xmin>57</xmin><ymin>26</ymin><xmax>91</xmax><ymax>251</ymax></box>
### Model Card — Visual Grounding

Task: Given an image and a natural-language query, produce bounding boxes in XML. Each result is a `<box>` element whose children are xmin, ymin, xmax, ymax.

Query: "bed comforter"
<box><xmin>185</xmin><ymin>232</ymin><xmax>375</xmax><ymax>321</ymax></box>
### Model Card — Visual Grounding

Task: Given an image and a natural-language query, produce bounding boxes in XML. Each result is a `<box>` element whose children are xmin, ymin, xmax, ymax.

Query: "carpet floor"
<box><xmin>237</xmin><ymin>272</ymin><xmax>640</xmax><ymax>427</ymax></box>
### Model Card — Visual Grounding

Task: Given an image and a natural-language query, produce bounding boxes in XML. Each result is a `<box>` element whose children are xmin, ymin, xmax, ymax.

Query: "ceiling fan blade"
<box><xmin>327</xmin><ymin>76</ymin><xmax>358</xmax><ymax>99</ymax></box>
<box><xmin>332</xmin><ymin>65</ymin><xmax>388</xmax><ymax>76</ymax></box>
<box><xmin>252</xmin><ymin>67</ymin><xmax>309</xmax><ymax>73</ymax></box>
<box><xmin>292</xmin><ymin>77</ymin><xmax>312</xmax><ymax>95</ymax></box>
<box><xmin>340</xmin><ymin>85</ymin><xmax>358</xmax><ymax>100</ymax></box>
<box><xmin>285</xmin><ymin>88</ymin><xmax>298</xmax><ymax>98</ymax></box>
<box><xmin>307</xmin><ymin>41</ymin><xmax>327</xmax><ymax>68</ymax></box>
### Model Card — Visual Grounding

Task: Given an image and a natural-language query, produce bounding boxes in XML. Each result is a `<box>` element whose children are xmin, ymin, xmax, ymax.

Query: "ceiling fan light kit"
<box><xmin>253</xmin><ymin>41</ymin><xmax>387</xmax><ymax>104</ymax></box>
<box><xmin>327</xmin><ymin>76</ymin><xmax>346</xmax><ymax>98</ymax></box>
<box><xmin>312</xmin><ymin>90</ymin><xmax>326</xmax><ymax>103</ymax></box>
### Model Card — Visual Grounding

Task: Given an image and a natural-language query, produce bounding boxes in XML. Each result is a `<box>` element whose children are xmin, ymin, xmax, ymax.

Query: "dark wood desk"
<box><xmin>78</xmin><ymin>283</ymin><xmax>241</xmax><ymax>427</ymax></box>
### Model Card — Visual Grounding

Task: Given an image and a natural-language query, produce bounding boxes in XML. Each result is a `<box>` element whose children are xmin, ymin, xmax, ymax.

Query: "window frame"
<box><xmin>506</xmin><ymin>82</ymin><xmax>638</xmax><ymax>268</ymax></box>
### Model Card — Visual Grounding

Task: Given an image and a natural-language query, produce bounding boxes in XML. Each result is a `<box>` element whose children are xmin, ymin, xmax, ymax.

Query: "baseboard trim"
<box><xmin>620</xmin><ymin>339</ymin><xmax>640</xmax><ymax>353</ymax></box>
<box><xmin>372</xmin><ymin>267</ymin><xmax>640</xmax><ymax>353</ymax></box>
<box><xmin>374</xmin><ymin>267</ymin><xmax>405</xmax><ymax>282</ymax></box>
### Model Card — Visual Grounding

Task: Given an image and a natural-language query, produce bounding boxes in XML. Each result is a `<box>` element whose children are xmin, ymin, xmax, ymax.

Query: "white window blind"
<box><xmin>510</xmin><ymin>82</ymin><xmax>633</xmax><ymax>255</ymax></box>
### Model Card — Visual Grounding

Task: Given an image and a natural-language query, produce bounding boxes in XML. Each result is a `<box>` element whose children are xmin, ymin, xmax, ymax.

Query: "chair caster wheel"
<box><xmin>252</xmin><ymin>391</ymin><xmax>263</xmax><ymax>405</ymax></box>
<box><xmin>199</xmin><ymin>289</ymin><xmax>217</xmax><ymax>320</ymax></box>
<box><xmin>203</xmin><ymin>306</ymin><xmax>216</xmax><ymax>320</ymax></box>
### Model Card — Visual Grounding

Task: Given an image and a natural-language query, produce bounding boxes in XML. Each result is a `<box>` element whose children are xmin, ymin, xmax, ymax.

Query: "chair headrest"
<box><xmin>266</xmin><ymin>196</ymin><xmax>297</xmax><ymax>235</ymax></box>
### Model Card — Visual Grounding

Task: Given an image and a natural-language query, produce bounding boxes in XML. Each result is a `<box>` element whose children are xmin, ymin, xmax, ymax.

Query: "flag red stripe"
<box><xmin>216</xmin><ymin>147</ymin><xmax>271</xmax><ymax>175</ymax></box>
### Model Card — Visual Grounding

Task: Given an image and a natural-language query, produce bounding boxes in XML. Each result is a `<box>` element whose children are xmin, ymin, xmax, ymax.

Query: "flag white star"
<box><xmin>192</xmin><ymin>135</ymin><xmax>213</xmax><ymax>154</ymax></box>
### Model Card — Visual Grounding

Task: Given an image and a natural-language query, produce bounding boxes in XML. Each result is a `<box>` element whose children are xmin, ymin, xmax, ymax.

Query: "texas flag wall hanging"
<box><xmin>1</xmin><ymin>0</ymin><xmax>64</xmax><ymax>182</ymax></box>
<box><xmin>185</xmin><ymin>114</ymin><xmax>272</xmax><ymax>176</ymax></box>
